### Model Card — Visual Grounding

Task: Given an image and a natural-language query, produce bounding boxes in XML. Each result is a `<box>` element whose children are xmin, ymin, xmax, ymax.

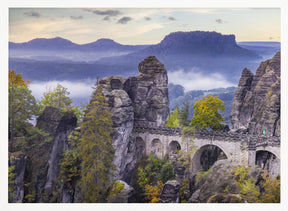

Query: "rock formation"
<box><xmin>99</xmin><ymin>76</ymin><xmax>134</xmax><ymax>180</ymax></box>
<box><xmin>38</xmin><ymin>107</ymin><xmax>77</xmax><ymax>192</ymax></box>
<box><xmin>207</xmin><ymin>193</ymin><xmax>245</xmax><ymax>203</ymax></box>
<box><xmin>9</xmin><ymin>153</ymin><xmax>27</xmax><ymax>203</ymax></box>
<box><xmin>159</xmin><ymin>180</ymin><xmax>181</xmax><ymax>203</ymax></box>
<box><xmin>33</xmin><ymin>106</ymin><xmax>77</xmax><ymax>202</ymax></box>
<box><xmin>99</xmin><ymin>56</ymin><xmax>169</xmax><ymax>182</ymax></box>
<box><xmin>189</xmin><ymin>160</ymin><xmax>261</xmax><ymax>203</ymax></box>
<box><xmin>126</xmin><ymin>55</ymin><xmax>169</xmax><ymax>127</ymax></box>
<box><xmin>230</xmin><ymin>52</ymin><xmax>280</xmax><ymax>136</ymax></box>
<box><xmin>107</xmin><ymin>180</ymin><xmax>135</xmax><ymax>203</ymax></box>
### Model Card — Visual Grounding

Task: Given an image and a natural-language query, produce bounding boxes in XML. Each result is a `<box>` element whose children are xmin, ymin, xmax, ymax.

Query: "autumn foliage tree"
<box><xmin>9</xmin><ymin>70</ymin><xmax>38</xmax><ymax>140</ymax></box>
<box><xmin>78</xmin><ymin>85</ymin><xmax>115</xmax><ymax>202</ymax></box>
<box><xmin>259</xmin><ymin>170</ymin><xmax>280</xmax><ymax>203</ymax></box>
<box><xmin>190</xmin><ymin>95</ymin><xmax>225</xmax><ymax>131</ymax></box>
<box><xmin>135</xmin><ymin>154</ymin><xmax>175</xmax><ymax>203</ymax></box>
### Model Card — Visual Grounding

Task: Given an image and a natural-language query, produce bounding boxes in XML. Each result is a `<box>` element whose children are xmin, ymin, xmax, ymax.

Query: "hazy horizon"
<box><xmin>9</xmin><ymin>8</ymin><xmax>280</xmax><ymax>44</ymax></box>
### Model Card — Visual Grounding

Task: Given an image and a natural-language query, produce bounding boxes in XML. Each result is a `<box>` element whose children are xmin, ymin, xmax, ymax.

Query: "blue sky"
<box><xmin>9</xmin><ymin>8</ymin><xmax>280</xmax><ymax>44</ymax></box>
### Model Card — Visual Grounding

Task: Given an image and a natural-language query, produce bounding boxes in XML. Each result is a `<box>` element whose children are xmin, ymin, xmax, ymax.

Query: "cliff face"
<box><xmin>9</xmin><ymin>153</ymin><xmax>27</xmax><ymax>203</ymax></box>
<box><xmin>99</xmin><ymin>76</ymin><xmax>134</xmax><ymax>180</ymax></box>
<box><xmin>230</xmin><ymin>52</ymin><xmax>280</xmax><ymax>136</ymax></box>
<box><xmin>32</xmin><ymin>106</ymin><xmax>77</xmax><ymax>202</ymax></box>
<box><xmin>99</xmin><ymin>56</ymin><xmax>169</xmax><ymax>182</ymax></box>
<box><xmin>127</xmin><ymin>56</ymin><xmax>169</xmax><ymax>127</ymax></box>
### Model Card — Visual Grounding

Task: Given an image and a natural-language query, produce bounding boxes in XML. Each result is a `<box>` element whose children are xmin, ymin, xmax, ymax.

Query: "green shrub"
<box><xmin>160</xmin><ymin>162</ymin><xmax>175</xmax><ymax>183</ymax></box>
<box><xmin>110</xmin><ymin>181</ymin><xmax>125</xmax><ymax>196</ymax></box>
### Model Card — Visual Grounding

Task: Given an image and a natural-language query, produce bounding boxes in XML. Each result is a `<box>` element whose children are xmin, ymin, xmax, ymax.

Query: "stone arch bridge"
<box><xmin>131</xmin><ymin>126</ymin><xmax>280</xmax><ymax>176</ymax></box>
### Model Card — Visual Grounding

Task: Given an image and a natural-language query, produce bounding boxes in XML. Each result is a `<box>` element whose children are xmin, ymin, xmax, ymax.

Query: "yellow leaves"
<box><xmin>137</xmin><ymin>167</ymin><xmax>149</xmax><ymax>189</ymax></box>
<box><xmin>239</xmin><ymin>177</ymin><xmax>260</xmax><ymax>202</ymax></box>
<box><xmin>9</xmin><ymin>70</ymin><xmax>29</xmax><ymax>90</ymax></box>
<box><xmin>259</xmin><ymin>170</ymin><xmax>280</xmax><ymax>203</ymax></box>
<box><xmin>144</xmin><ymin>181</ymin><xmax>164</xmax><ymax>203</ymax></box>
<box><xmin>110</xmin><ymin>181</ymin><xmax>125</xmax><ymax>196</ymax></box>
<box><xmin>191</xmin><ymin>95</ymin><xmax>225</xmax><ymax>130</ymax></box>
<box><xmin>233</xmin><ymin>165</ymin><xmax>248</xmax><ymax>183</ymax></box>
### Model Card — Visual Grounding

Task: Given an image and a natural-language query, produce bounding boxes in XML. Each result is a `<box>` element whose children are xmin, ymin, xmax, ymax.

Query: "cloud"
<box><xmin>84</xmin><ymin>9</ymin><xmax>123</xmax><ymax>22</ymax></box>
<box><xmin>117</xmin><ymin>16</ymin><xmax>133</xmax><ymax>24</ymax></box>
<box><xmin>84</xmin><ymin>9</ymin><xmax>122</xmax><ymax>17</ymax></box>
<box><xmin>103</xmin><ymin>16</ymin><xmax>111</xmax><ymax>21</ymax></box>
<box><xmin>144</xmin><ymin>17</ymin><xmax>151</xmax><ymax>21</ymax></box>
<box><xmin>23</xmin><ymin>11</ymin><xmax>41</xmax><ymax>18</ymax></box>
<box><xmin>215</xmin><ymin>18</ymin><xmax>225</xmax><ymax>24</ymax></box>
<box><xmin>29</xmin><ymin>80</ymin><xmax>95</xmax><ymax>103</ymax></box>
<box><xmin>168</xmin><ymin>69</ymin><xmax>236</xmax><ymax>91</ymax></box>
<box><xmin>168</xmin><ymin>16</ymin><xmax>176</xmax><ymax>21</ymax></box>
<box><xmin>70</xmin><ymin>16</ymin><xmax>83</xmax><ymax>20</ymax></box>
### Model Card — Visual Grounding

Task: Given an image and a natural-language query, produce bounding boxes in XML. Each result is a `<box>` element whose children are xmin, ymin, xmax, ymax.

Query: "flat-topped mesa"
<box><xmin>126</xmin><ymin>55</ymin><xmax>169</xmax><ymax>128</ymax></box>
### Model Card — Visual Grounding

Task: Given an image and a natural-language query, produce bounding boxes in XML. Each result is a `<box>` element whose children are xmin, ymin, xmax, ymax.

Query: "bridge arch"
<box><xmin>168</xmin><ymin>140</ymin><xmax>181</xmax><ymax>154</ymax></box>
<box><xmin>168</xmin><ymin>140</ymin><xmax>181</xmax><ymax>160</ymax></box>
<box><xmin>256</xmin><ymin>149</ymin><xmax>280</xmax><ymax>178</ymax></box>
<box><xmin>151</xmin><ymin>138</ymin><xmax>163</xmax><ymax>158</ymax></box>
<box><xmin>191</xmin><ymin>144</ymin><xmax>228</xmax><ymax>173</ymax></box>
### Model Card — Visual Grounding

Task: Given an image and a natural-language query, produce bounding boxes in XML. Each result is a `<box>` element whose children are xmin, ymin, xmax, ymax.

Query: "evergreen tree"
<box><xmin>190</xmin><ymin>95</ymin><xmax>225</xmax><ymax>131</ymax></box>
<box><xmin>166</xmin><ymin>101</ymin><xmax>190</xmax><ymax>128</ymax></box>
<box><xmin>78</xmin><ymin>85</ymin><xmax>115</xmax><ymax>202</ymax></box>
<box><xmin>178</xmin><ymin>101</ymin><xmax>190</xmax><ymax>127</ymax></box>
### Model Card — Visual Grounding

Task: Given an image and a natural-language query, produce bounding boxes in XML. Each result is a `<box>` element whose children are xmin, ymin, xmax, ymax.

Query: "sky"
<box><xmin>9</xmin><ymin>8</ymin><xmax>280</xmax><ymax>45</ymax></box>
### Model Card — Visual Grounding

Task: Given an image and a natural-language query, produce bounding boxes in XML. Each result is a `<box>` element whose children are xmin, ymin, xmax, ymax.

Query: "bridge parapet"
<box><xmin>255</xmin><ymin>136</ymin><xmax>280</xmax><ymax>147</ymax></box>
<box><xmin>133</xmin><ymin>126</ymin><xmax>181</xmax><ymax>136</ymax></box>
<box><xmin>133</xmin><ymin>125</ymin><xmax>280</xmax><ymax>146</ymax></box>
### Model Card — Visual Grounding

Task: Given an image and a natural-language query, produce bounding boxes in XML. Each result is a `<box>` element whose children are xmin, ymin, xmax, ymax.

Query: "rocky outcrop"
<box><xmin>230</xmin><ymin>52</ymin><xmax>280</xmax><ymax>136</ymax></box>
<box><xmin>43</xmin><ymin>108</ymin><xmax>77</xmax><ymax>191</ymax></box>
<box><xmin>9</xmin><ymin>152</ymin><xmax>27</xmax><ymax>203</ymax></box>
<box><xmin>99</xmin><ymin>76</ymin><xmax>134</xmax><ymax>180</ymax></box>
<box><xmin>207</xmin><ymin>193</ymin><xmax>245</xmax><ymax>203</ymax></box>
<box><xmin>107</xmin><ymin>180</ymin><xmax>135</xmax><ymax>203</ymax></box>
<box><xmin>159</xmin><ymin>180</ymin><xmax>180</xmax><ymax>203</ymax></box>
<box><xmin>189</xmin><ymin>160</ymin><xmax>261</xmax><ymax>203</ymax></box>
<box><xmin>99</xmin><ymin>56</ymin><xmax>169</xmax><ymax>182</ymax></box>
<box><xmin>126</xmin><ymin>56</ymin><xmax>169</xmax><ymax>127</ymax></box>
<box><xmin>35</xmin><ymin>106</ymin><xmax>77</xmax><ymax>201</ymax></box>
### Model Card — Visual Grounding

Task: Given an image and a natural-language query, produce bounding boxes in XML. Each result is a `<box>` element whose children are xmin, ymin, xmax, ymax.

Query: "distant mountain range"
<box><xmin>9</xmin><ymin>31</ymin><xmax>280</xmax><ymax>83</ymax></box>
<box><xmin>9</xmin><ymin>37</ymin><xmax>148</xmax><ymax>52</ymax></box>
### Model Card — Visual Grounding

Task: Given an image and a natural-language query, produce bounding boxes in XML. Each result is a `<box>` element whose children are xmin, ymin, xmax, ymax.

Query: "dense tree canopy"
<box><xmin>9</xmin><ymin>70</ymin><xmax>38</xmax><ymax>139</ymax></box>
<box><xmin>190</xmin><ymin>95</ymin><xmax>225</xmax><ymax>131</ymax></box>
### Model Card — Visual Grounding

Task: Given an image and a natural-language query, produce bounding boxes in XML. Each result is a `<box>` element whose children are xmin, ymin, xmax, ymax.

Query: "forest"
<box><xmin>8</xmin><ymin>69</ymin><xmax>280</xmax><ymax>203</ymax></box>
